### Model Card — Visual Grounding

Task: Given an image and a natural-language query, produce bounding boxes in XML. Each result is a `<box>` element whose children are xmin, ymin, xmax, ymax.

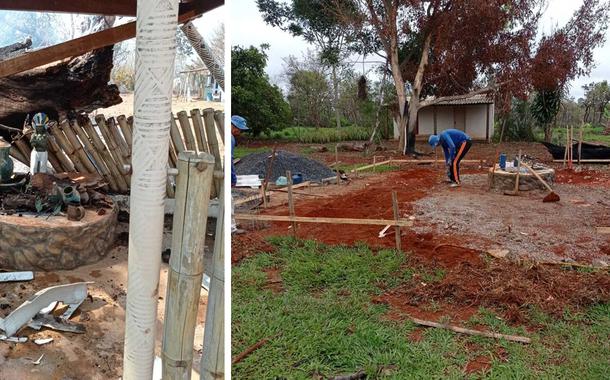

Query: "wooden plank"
<box><xmin>0</xmin><ymin>0</ymin><xmax>137</xmax><ymax>16</ymax></box>
<box><xmin>553</xmin><ymin>159</ymin><xmax>610</xmax><ymax>163</ymax></box>
<box><xmin>351</xmin><ymin>160</ymin><xmax>392</xmax><ymax>172</ymax></box>
<box><xmin>287</xmin><ymin>170</ymin><xmax>296</xmax><ymax>235</ymax></box>
<box><xmin>234</xmin><ymin>213</ymin><xmax>413</xmax><ymax>227</ymax></box>
<box><xmin>0</xmin><ymin>1</ymin><xmax>221</xmax><ymax>79</ymax></box>
<box><xmin>391</xmin><ymin>159</ymin><xmax>484</xmax><ymax>164</ymax></box>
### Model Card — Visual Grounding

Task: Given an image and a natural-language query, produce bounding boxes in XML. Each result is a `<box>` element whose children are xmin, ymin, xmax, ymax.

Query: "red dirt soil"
<box><xmin>233</xmin><ymin>165</ymin><xmax>610</xmax><ymax>327</ymax></box>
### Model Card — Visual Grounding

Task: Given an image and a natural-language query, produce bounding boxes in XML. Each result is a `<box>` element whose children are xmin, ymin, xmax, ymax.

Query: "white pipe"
<box><xmin>123</xmin><ymin>0</ymin><xmax>180</xmax><ymax>378</ymax></box>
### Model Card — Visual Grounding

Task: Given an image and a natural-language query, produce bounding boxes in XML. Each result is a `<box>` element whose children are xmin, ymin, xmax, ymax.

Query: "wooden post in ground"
<box><xmin>563</xmin><ymin>126</ymin><xmax>568</xmax><ymax>167</ymax></box>
<box><xmin>287</xmin><ymin>170</ymin><xmax>297</xmax><ymax>236</ymax></box>
<box><xmin>392</xmin><ymin>191</ymin><xmax>401</xmax><ymax>251</ymax></box>
<box><xmin>200</xmin><ymin>188</ymin><xmax>225</xmax><ymax>380</ymax></box>
<box><xmin>335</xmin><ymin>144</ymin><xmax>338</xmax><ymax>165</ymax></box>
<box><xmin>161</xmin><ymin>151</ymin><xmax>215</xmax><ymax>379</ymax></box>
<box><xmin>578</xmin><ymin>121</ymin><xmax>584</xmax><ymax>165</ymax></box>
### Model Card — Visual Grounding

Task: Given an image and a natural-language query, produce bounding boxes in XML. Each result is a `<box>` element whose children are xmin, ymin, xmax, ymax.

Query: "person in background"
<box><xmin>231</xmin><ymin>115</ymin><xmax>248</xmax><ymax>233</ymax></box>
<box><xmin>428</xmin><ymin>129</ymin><xmax>472</xmax><ymax>187</ymax></box>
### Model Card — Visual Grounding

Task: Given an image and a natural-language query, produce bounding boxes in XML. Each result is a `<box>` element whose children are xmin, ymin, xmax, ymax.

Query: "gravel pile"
<box><xmin>235</xmin><ymin>150</ymin><xmax>335</xmax><ymax>182</ymax></box>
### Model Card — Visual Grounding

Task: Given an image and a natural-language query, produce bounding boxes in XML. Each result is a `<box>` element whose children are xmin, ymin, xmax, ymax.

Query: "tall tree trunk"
<box><xmin>404</xmin><ymin>34</ymin><xmax>432</xmax><ymax>154</ymax></box>
<box><xmin>331</xmin><ymin>64</ymin><xmax>341</xmax><ymax>129</ymax></box>
<box><xmin>388</xmin><ymin>42</ymin><xmax>407</xmax><ymax>150</ymax></box>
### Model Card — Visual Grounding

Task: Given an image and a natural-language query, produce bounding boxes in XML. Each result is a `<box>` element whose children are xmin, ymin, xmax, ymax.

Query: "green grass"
<box><xmin>233</xmin><ymin>146</ymin><xmax>270</xmax><ymax>159</ymax></box>
<box><xmin>232</xmin><ymin>237</ymin><xmax>610</xmax><ymax>379</ymax></box>
<box><xmin>541</xmin><ymin>124</ymin><xmax>610</xmax><ymax>145</ymax></box>
<box><xmin>261</xmin><ymin>126</ymin><xmax>371</xmax><ymax>143</ymax></box>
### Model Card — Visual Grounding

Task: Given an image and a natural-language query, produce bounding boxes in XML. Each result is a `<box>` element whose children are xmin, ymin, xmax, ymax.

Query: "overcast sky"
<box><xmin>231</xmin><ymin>0</ymin><xmax>610</xmax><ymax>99</ymax></box>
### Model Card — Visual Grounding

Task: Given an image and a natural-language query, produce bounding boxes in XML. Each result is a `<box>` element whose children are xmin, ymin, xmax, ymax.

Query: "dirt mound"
<box><xmin>235</xmin><ymin>150</ymin><xmax>335</xmax><ymax>182</ymax></box>
<box><xmin>380</xmin><ymin>258</ymin><xmax>610</xmax><ymax>324</ymax></box>
<box><xmin>231</xmin><ymin>233</ymin><xmax>276</xmax><ymax>264</ymax></box>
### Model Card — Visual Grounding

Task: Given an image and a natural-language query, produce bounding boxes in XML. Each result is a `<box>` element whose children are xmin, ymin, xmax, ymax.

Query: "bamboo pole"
<box><xmin>170</xmin><ymin>117</ymin><xmax>186</xmax><ymax>154</ymax></box>
<box><xmin>190</xmin><ymin>109</ymin><xmax>209</xmax><ymax>153</ymax></box>
<box><xmin>9</xmin><ymin>146</ymin><xmax>28</xmax><ymax>166</ymax></box>
<box><xmin>177</xmin><ymin>111</ymin><xmax>197</xmax><ymax>151</ymax></box>
<box><xmin>287</xmin><ymin>170</ymin><xmax>297</xmax><ymax>236</ymax></box>
<box><xmin>200</xmin><ymin>184</ymin><xmax>225</xmax><ymax>380</ymax></box>
<box><xmin>127</xmin><ymin>116</ymin><xmax>134</xmax><ymax>135</ymax></box>
<box><xmin>103</xmin><ymin>116</ymin><xmax>131</xmax><ymax>163</ymax></box>
<box><xmin>214</xmin><ymin>110</ymin><xmax>224</xmax><ymax>144</ymax></box>
<box><xmin>59</xmin><ymin>120</ymin><xmax>97</xmax><ymax>173</ymax></box>
<box><xmin>47</xmin><ymin>133</ymin><xmax>74</xmax><ymax>172</ymax></box>
<box><xmin>233</xmin><ymin>214</ymin><xmax>414</xmax><ymax>227</ymax></box>
<box><xmin>392</xmin><ymin>191</ymin><xmax>401</xmax><ymax>251</ymax></box>
<box><xmin>161</xmin><ymin>152</ymin><xmax>215</xmax><ymax>379</ymax></box>
<box><xmin>82</xmin><ymin>118</ymin><xmax>129</xmax><ymax>192</ymax></box>
<box><xmin>13</xmin><ymin>135</ymin><xmax>31</xmax><ymax>163</ymax></box>
<box><xmin>203</xmin><ymin>108</ymin><xmax>222</xmax><ymax>198</ymax></box>
<box><xmin>95</xmin><ymin>115</ymin><xmax>131</xmax><ymax>184</ymax></box>
<box><xmin>117</xmin><ymin>115</ymin><xmax>133</xmax><ymax>147</ymax></box>
<box><xmin>71</xmin><ymin>119</ymin><xmax>119</xmax><ymax>191</ymax></box>
<box><xmin>49</xmin><ymin>121</ymin><xmax>88</xmax><ymax>173</ymax></box>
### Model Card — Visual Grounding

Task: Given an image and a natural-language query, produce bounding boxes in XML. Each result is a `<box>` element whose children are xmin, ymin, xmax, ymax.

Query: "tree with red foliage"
<box><xmin>337</xmin><ymin>0</ymin><xmax>609</xmax><ymax>153</ymax></box>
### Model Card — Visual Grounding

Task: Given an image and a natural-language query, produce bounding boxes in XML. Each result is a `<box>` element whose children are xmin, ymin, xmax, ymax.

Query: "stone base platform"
<box><xmin>489</xmin><ymin>165</ymin><xmax>555</xmax><ymax>191</ymax></box>
<box><xmin>0</xmin><ymin>204</ymin><xmax>117</xmax><ymax>270</ymax></box>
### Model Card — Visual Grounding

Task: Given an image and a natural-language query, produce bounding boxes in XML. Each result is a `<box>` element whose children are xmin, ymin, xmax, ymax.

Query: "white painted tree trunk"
<box><xmin>123</xmin><ymin>0</ymin><xmax>180</xmax><ymax>378</ymax></box>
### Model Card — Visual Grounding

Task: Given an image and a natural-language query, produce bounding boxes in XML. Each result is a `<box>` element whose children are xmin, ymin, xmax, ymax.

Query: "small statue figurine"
<box><xmin>30</xmin><ymin>112</ymin><xmax>50</xmax><ymax>174</ymax></box>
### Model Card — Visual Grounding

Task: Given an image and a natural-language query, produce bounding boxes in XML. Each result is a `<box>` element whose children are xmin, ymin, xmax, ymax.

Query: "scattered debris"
<box><xmin>409</xmin><ymin>317</ymin><xmax>531</xmax><ymax>343</ymax></box>
<box><xmin>32</xmin><ymin>354</ymin><xmax>44</xmax><ymax>365</ymax></box>
<box><xmin>232</xmin><ymin>334</ymin><xmax>279</xmax><ymax>365</ymax></box>
<box><xmin>329</xmin><ymin>370</ymin><xmax>367</xmax><ymax>380</ymax></box>
<box><xmin>0</xmin><ymin>334</ymin><xmax>27</xmax><ymax>343</ymax></box>
<box><xmin>33</xmin><ymin>337</ymin><xmax>54</xmax><ymax>345</ymax></box>
<box><xmin>378</xmin><ymin>224</ymin><xmax>391</xmax><ymax>238</ymax></box>
<box><xmin>0</xmin><ymin>271</ymin><xmax>34</xmax><ymax>283</ymax></box>
<box><xmin>487</xmin><ymin>249</ymin><xmax>509</xmax><ymax>259</ymax></box>
<box><xmin>0</xmin><ymin>282</ymin><xmax>90</xmax><ymax>337</ymax></box>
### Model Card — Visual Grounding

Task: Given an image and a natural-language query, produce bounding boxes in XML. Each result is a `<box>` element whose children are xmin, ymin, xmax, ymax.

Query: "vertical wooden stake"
<box><xmin>373</xmin><ymin>155</ymin><xmax>377</xmax><ymax>173</ymax></box>
<box><xmin>162</xmin><ymin>152</ymin><xmax>215</xmax><ymax>380</ymax></box>
<box><xmin>563</xmin><ymin>126</ymin><xmax>568</xmax><ymax>167</ymax></box>
<box><xmin>578</xmin><ymin>121</ymin><xmax>583</xmax><ymax>165</ymax></box>
<box><xmin>287</xmin><ymin>170</ymin><xmax>297</xmax><ymax>236</ymax></box>
<box><xmin>392</xmin><ymin>191</ymin><xmax>401</xmax><ymax>251</ymax></box>
<box><xmin>335</xmin><ymin>144</ymin><xmax>339</xmax><ymax>165</ymax></box>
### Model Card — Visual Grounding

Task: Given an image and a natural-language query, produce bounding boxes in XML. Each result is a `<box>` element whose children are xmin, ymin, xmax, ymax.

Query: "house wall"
<box><xmin>417</xmin><ymin>103</ymin><xmax>493</xmax><ymax>141</ymax></box>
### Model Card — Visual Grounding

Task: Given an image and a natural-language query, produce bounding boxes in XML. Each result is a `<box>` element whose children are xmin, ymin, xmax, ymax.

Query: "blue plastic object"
<box><xmin>499</xmin><ymin>153</ymin><xmax>507</xmax><ymax>170</ymax></box>
<box><xmin>292</xmin><ymin>173</ymin><xmax>303</xmax><ymax>185</ymax></box>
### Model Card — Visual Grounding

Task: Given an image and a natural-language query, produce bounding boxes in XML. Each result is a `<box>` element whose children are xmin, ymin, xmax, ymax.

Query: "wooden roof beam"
<box><xmin>0</xmin><ymin>1</ymin><xmax>199</xmax><ymax>17</ymax></box>
<box><xmin>0</xmin><ymin>0</ymin><xmax>223</xmax><ymax>79</ymax></box>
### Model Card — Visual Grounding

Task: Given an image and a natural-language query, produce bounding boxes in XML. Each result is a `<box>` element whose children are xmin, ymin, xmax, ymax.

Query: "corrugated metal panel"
<box><xmin>431</xmin><ymin>94</ymin><xmax>493</xmax><ymax>106</ymax></box>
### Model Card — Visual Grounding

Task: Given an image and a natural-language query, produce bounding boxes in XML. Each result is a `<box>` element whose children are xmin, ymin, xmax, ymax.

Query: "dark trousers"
<box><xmin>448</xmin><ymin>140</ymin><xmax>472</xmax><ymax>183</ymax></box>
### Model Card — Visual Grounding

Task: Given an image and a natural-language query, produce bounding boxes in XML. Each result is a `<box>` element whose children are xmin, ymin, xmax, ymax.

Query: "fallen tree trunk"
<box><xmin>0</xmin><ymin>46</ymin><xmax>120</xmax><ymax>130</ymax></box>
<box><xmin>0</xmin><ymin>16</ymin><xmax>120</xmax><ymax>136</ymax></box>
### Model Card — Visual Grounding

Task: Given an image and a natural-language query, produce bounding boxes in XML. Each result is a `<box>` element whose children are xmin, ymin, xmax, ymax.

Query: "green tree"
<box><xmin>232</xmin><ymin>45</ymin><xmax>291</xmax><ymax>136</ymax></box>
<box><xmin>531</xmin><ymin>89</ymin><xmax>562</xmax><ymax>143</ymax></box>
<box><xmin>287</xmin><ymin>70</ymin><xmax>333</xmax><ymax>128</ymax></box>
<box><xmin>257</xmin><ymin>0</ymin><xmax>356</xmax><ymax>129</ymax></box>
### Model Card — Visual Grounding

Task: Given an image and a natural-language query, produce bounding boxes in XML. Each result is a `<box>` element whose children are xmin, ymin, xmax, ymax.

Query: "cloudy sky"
<box><xmin>231</xmin><ymin>0</ymin><xmax>610</xmax><ymax>99</ymax></box>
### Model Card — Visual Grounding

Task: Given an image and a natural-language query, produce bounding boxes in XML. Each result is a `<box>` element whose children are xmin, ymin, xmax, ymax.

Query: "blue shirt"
<box><xmin>439</xmin><ymin>129</ymin><xmax>471</xmax><ymax>163</ymax></box>
<box><xmin>231</xmin><ymin>135</ymin><xmax>237</xmax><ymax>185</ymax></box>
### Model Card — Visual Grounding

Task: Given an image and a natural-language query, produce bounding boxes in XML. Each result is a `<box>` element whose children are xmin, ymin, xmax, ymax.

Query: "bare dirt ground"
<box><xmin>0</xmin><ymin>219</ymin><xmax>213</xmax><ymax>379</ymax></box>
<box><xmin>93</xmin><ymin>93</ymin><xmax>224</xmax><ymax>118</ymax></box>
<box><xmin>233</xmin><ymin>140</ymin><xmax>610</xmax><ymax>328</ymax></box>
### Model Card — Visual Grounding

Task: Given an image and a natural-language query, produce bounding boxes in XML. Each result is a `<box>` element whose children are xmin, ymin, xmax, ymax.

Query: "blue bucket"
<box><xmin>291</xmin><ymin>173</ymin><xmax>303</xmax><ymax>185</ymax></box>
<box><xmin>499</xmin><ymin>153</ymin><xmax>507</xmax><ymax>170</ymax></box>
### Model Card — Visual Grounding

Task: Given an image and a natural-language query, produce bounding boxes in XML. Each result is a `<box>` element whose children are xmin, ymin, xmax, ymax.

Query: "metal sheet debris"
<box><xmin>0</xmin><ymin>334</ymin><xmax>27</xmax><ymax>343</ymax></box>
<box><xmin>0</xmin><ymin>271</ymin><xmax>34</xmax><ymax>282</ymax></box>
<box><xmin>0</xmin><ymin>282</ymin><xmax>91</xmax><ymax>337</ymax></box>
